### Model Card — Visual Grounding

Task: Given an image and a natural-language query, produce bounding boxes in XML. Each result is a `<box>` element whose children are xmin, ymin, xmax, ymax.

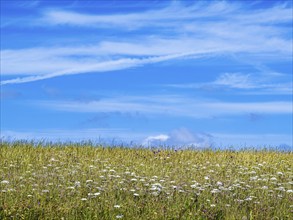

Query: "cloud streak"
<box><xmin>37</xmin><ymin>95</ymin><xmax>292</xmax><ymax>118</ymax></box>
<box><xmin>41</xmin><ymin>2</ymin><xmax>292</xmax><ymax>28</ymax></box>
<box><xmin>1</xmin><ymin>1</ymin><xmax>292</xmax><ymax>85</ymax></box>
<box><xmin>167</xmin><ymin>72</ymin><xmax>293</xmax><ymax>95</ymax></box>
<box><xmin>0</xmin><ymin>52</ymin><xmax>195</xmax><ymax>85</ymax></box>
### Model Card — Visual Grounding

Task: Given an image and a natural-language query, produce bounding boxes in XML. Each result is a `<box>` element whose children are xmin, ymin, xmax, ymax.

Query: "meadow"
<box><xmin>0</xmin><ymin>142</ymin><xmax>292</xmax><ymax>219</ymax></box>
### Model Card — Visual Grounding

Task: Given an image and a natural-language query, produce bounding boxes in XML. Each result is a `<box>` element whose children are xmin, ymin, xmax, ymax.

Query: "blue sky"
<box><xmin>1</xmin><ymin>0</ymin><xmax>292</xmax><ymax>149</ymax></box>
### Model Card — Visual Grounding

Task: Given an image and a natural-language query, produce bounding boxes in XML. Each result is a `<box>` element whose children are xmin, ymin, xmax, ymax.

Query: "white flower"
<box><xmin>275</xmin><ymin>187</ymin><xmax>285</xmax><ymax>191</ymax></box>
<box><xmin>1</xmin><ymin>180</ymin><xmax>9</xmax><ymax>184</ymax></box>
<box><xmin>81</xmin><ymin>198</ymin><xmax>87</xmax><ymax>201</ymax></box>
<box><xmin>211</xmin><ymin>189</ymin><xmax>220</xmax><ymax>194</ymax></box>
<box><xmin>86</xmin><ymin>180</ymin><xmax>93</xmax><ymax>183</ymax></box>
<box><xmin>116</xmin><ymin>215</ymin><xmax>123</xmax><ymax>219</ymax></box>
<box><xmin>152</xmin><ymin>192</ymin><xmax>159</xmax><ymax>196</ymax></box>
<box><xmin>210</xmin><ymin>204</ymin><xmax>216</xmax><ymax>207</ymax></box>
<box><xmin>42</xmin><ymin>190</ymin><xmax>49</xmax><ymax>193</ymax></box>
<box><xmin>216</xmin><ymin>181</ymin><xmax>223</xmax><ymax>186</ymax></box>
<box><xmin>204</xmin><ymin>176</ymin><xmax>209</xmax><ymax>180</ymax></box>
<box><xmin>245</xmin><ymin>197</ymin><xmax>253</xmax><ymax>201</ymax></box>
<box><xmin>114</xmin><ymin>205</ymin><xmax>121</xmax><ymax>208</ymax></box>
<box><xmin>133</xmin><ymin>193</ymin><xmax>139</xmax><ymax>197</ymax></box>
<box><xmin>277</xmin><ymin>172</ymin><xmax>283</xmax><ymax>175</ymax></box>
<box><xmin>287</xmin><ymin>190</ymin><xmax>293</xmax><ymax>193</ymax></box>
<box><xmin>74</xmin><ymin>181</ymin><xmax>81</xmax><ymax>187</ymax></box>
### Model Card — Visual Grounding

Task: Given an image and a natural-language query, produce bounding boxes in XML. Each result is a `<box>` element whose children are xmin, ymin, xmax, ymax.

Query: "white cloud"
<box><xmin>214</xmin><ymin>73</ymin><xmax>254</xmax><ymax>89</ymax></box>
<box><xmin>142</xmin><ymin>134</ymin><xmax>170</xmax><ymax>146</ymax></box>
<box><xmin>41</xmin><ymin>2</ymin><xmax>236</xmax><ymax>28</ymax></box>
<box><xmin>142</xmin><ymin>128</ymin><xmax>212</xmax><ymax>148</ymax></box>
<box><xmin>168</xmin><ymin>72</ymin><xmax>293</xmax><ymax>95</ymax></box>
<box><xmin>1</xmin><ymin>1</ymin><xmax>291</xmax><ymax>85</ymax></box>
<box><xmin>41</xmin><ymin>2</ymin><xmax>291</xmax><ymax>28</ymax></box>
<box><xmin>167</xmin><ymin>128</ymin><xmax>212</xmax><ymax>147</ymax></box>
<box><xmin>0</xmin><ymin>52</ymin><xmax>195</xmax><ymax>85</ymax></box>
<box><xmin>37</xmin><ymin>95</ymin><xmax>293</xmax><ymax>117</ymax></box>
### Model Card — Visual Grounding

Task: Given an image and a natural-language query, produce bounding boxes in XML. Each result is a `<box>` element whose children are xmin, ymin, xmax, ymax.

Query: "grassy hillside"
<box><xmin>0</xmin><ymin>142</ymin><xmax>292</xmax><ymax>219</ymax></box>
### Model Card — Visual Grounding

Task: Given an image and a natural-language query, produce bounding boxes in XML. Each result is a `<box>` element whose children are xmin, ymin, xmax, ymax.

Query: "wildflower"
<box><xmin>86</xmin><ymin>180</ymin><xmax>93</xmax><ymax>183</ymax></box>
<box><xmin>1</xmin><ymin>180</ymin><xmax>9</xmax><ymax>184</ymax></box>
<box><xmin>204</xmin><ymin>176</ymin><xmax>209</xmax><ymax>180</ymax></box>
<box><xmin>210</xmin><ymin>204</ymin><xmax>216</xmax><ymax>207</ymax></box>
<box><xmin>216</xmin><ymin>181</ymin><xmax>223</xmax><ymax>186</ymax></box>
<box><xmin>275</xmin><ymin>187</ymin><xmax>285</xmax><ymax>191</ymax></box>
<box><xmin>116</xmin><ymin>214</ymin><xmax>123</xmax><ymax>219</ymax></box>
<box><xmin>277</xmin><ymin>172</ymin><xmax>283</xmax><ymax>175</ymax></box>
<box><xmin>152</xmin><ymin>192</ymin><xmax>159</xmax><ymax>196</ymax></box>
<box><xmin>81</xmin><ymin>198</ymin><xmax>87</xmax><ymax>201</ymax></box>
<box><xmin>74</xmin><ymin>181</ymin><xmax>81</xmax><ymax>187</ymax></box>
<box><xmin>211</xmin><ymin>189</ymin><xmax>220</xmax><ymax>194</ymax></box>
<box><xmin>287</xmin><ymin>190</ymin><xmax>293</xmax><ymax>193</ymax></box>
<box><xmin>245</xmin><ymin>196</ymin><xmax>253</xmax><ymax>201</ymax></box>
<box><xmin>133</xmin><ymin>193</ymin><xmax>139</xmax><ymax>197</ymax></box>
<box><xmin>42</xmin><ymin>190</ymin><xmax>49</xmax><ymax>193</ymax></box>
<box><xmin>94</xmin><ymin>192</ymin><xmax>101</xmax><ymax>196</ymax></box>
<box><xmin>114</xmin><ymin>205</ymin><xmax>121</xmax><ymax>208</ymax></box>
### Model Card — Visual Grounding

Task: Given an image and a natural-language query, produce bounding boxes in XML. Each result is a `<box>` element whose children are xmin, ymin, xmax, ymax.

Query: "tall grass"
<box><xmin>1</xmin><ymin>141</ymin><xmax>292</xmax><ymax>219</ymax></box>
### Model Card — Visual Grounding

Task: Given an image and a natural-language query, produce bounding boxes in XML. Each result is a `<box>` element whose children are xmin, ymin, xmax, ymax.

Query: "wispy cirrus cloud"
<box><xmin>36</xmin><ymin>95</ymin><xmax>292</xmax><ymax>118</ymax></box>
<box><xmin>1</xmin><ymin>1</ymin><xmax>292</xmax><ymax>85</ymax></box>
<box><xmin>168</xmin><ymin>72</ymin><xmax>293</xmax><ymax>95</ymax></box>
<box><xmin>41</xmin><ymin>1</ymin><xmax>292</xmax><ymax>28</ymax></box>
<box><xmin>0</xmin><ymin>52</ymin><xmax>195</xmax><ymax>85</ymax></box>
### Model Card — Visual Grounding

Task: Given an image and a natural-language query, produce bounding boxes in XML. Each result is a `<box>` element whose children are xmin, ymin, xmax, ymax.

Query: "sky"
<box><xmin>0</xmin><ymin>0</ymin><xmax>292</xmax><ymax>149</ymax></box>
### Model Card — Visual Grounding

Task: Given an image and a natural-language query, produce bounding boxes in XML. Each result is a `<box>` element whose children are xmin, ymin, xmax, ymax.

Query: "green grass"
<box><xmin>0</xmin><ymin>142</ymin><xmax>292</xmax><ymax>219</ymax></box>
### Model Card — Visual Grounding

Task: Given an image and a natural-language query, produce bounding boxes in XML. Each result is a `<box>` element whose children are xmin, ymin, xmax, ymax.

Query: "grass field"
<box><xmin>0</xmin><ymin>142</ymin><xmax>292</xmax><ymax>219</ymax></box>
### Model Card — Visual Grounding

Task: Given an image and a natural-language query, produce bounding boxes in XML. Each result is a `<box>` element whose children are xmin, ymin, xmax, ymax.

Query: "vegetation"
<box><xmin>0</xmin><ymin>141</ymin><xmax>292</xmax><ymax>219</ymax></box>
